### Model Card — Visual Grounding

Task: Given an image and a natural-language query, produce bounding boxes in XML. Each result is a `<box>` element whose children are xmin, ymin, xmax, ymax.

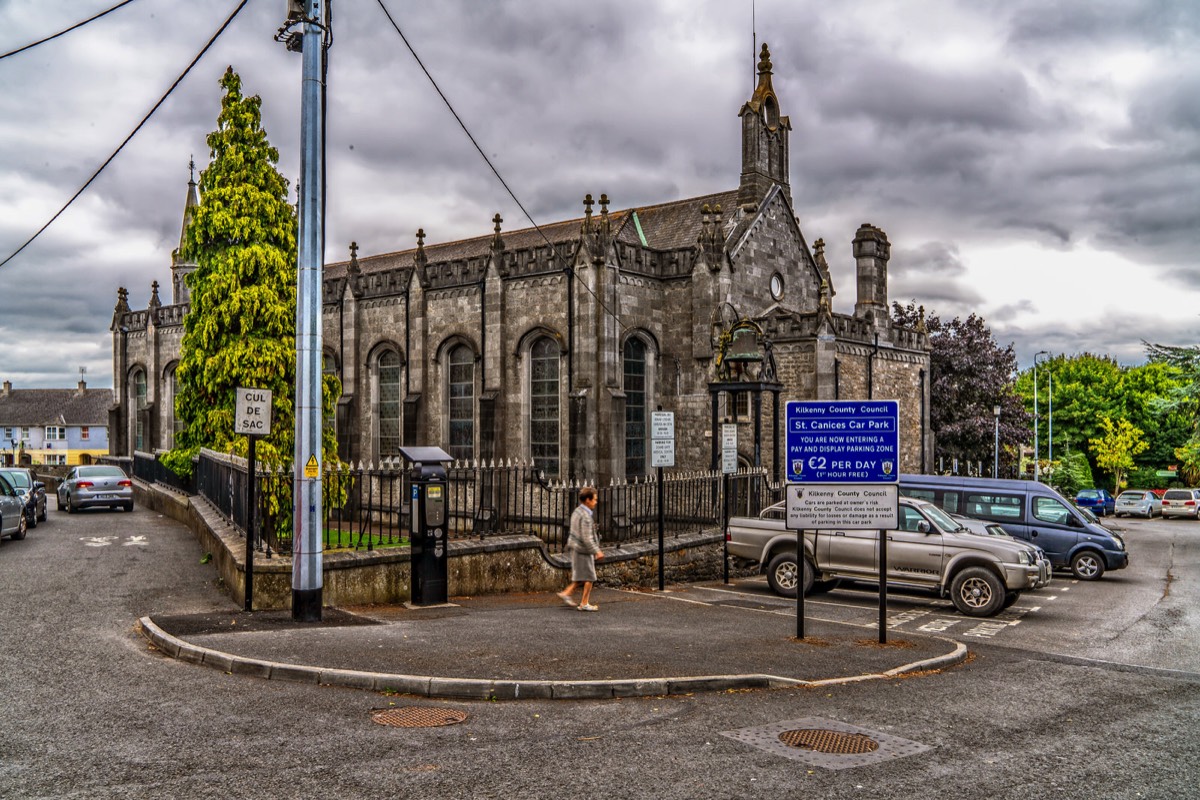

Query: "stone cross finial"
<box><xmin>599</xmin><ymin>194</ymin><xmax>609</xmax><ymax>216</ymax></box>
<box><xmin>416</xmin><ymin>228</ymin><xmax>426</xmax><ymax>250</ymax></box>
<box><xmin>583</xmin><ymin>193</ymin><xmax>594</xmax><ymax>218</ymax></box>
<box><xmin>493</xmin><ymin>213</ymin><xmax>503</xmax><ymax>235</ymax></box>
<box><xmin>188</xmin><ymin>156</ymin><xmax>196</xmax><ymax>183</ymax></box>
<box><xmin>758</xmin><ymin>43</ymin><xmax>772</xmax><ymax>75</ymax></box>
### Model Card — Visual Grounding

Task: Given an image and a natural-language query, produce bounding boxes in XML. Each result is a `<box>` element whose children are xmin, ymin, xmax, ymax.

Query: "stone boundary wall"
<box><xmin>131</xmin><ymin>480</ymin><xmax>749</xmax><ymax>611</ymax></box>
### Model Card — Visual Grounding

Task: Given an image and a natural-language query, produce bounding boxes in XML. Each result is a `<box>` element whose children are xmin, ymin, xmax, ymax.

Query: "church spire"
<box><xmin>737</xmin><ymin>43</ymin><xmax>792</xmax><ymax>210</ymax></box>
<box><xmin>170</xmin><ymin>157</ymin><xmax>201</xmax><ymax>305</ymax></box>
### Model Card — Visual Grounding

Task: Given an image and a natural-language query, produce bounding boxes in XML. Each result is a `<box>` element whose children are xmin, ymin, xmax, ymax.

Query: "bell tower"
<box><xmin>737</xmin><ymin>43</ymin><xmax>792</xmax><ymax>210</ymax></box>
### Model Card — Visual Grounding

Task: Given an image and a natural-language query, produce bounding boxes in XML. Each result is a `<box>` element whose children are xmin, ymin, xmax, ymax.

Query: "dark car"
<box><xmin>56</xmin><ymin>465</ymin><xmax>134</xmax><ymax>513</ymax></box>
<box><xmin>1075</xmin><ymin>488</ymin><xmax>1116</xmax><ymax>517</ymax></box>
<box><xmin>0</xmin><ymin>467</ymin><xmax>47</xmax><ymax>528</ymax></box>
<box><xmin>0</xmin><ymin>473</ymin><xmax>28</xmax><ymax>541</ymax></box>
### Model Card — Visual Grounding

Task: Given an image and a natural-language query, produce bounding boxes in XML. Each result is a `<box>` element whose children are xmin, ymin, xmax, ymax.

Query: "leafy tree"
<box><xmin>1089</xmin><ymin>416</ymin><xmax>1148</xmax><ymax>492</ymax></box>
<box><xmin>163</xmin><ymin>68</ymin><xmax>340</xmax><ymax>491</ymax></box>
<box><xmin>1144</xmin><ymin>341</ymin><xmax>1200</xmax><ymax>482</ymax></box>
<box><xmin>1045</xmin><ymin>450</ymin><xmax>1095</xmax><ymax>498</ymax></box>
<box><xmin>1014</xmin><ymin>353</ymin><xmax>1121</xmax><ymax>469</ymax></box>
<box><xmin>892</xmin><ymin>302</ymin><xmax>1031</xmax><ymax>475</ymax></box>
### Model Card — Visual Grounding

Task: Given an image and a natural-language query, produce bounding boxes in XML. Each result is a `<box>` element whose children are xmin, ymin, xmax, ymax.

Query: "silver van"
<box><xmin>899</xmin><ymin>474</ymin><xmax>1128</xmax><ymax>581</ymax></box>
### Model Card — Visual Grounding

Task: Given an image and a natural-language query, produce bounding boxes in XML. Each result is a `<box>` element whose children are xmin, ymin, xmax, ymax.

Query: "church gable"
<box><xmin>727</xmin><ymin>186</ymin><xmax>821</xmax><ymax>316</ymax></box>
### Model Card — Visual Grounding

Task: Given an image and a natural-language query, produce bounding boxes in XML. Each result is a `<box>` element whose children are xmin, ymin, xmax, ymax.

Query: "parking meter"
<box><xmin>399</xmin><ymin>446</ymin><xmax>453</xmax><ymax>606</ymax></box>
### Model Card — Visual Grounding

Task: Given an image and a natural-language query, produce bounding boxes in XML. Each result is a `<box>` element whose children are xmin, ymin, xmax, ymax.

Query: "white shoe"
<box><xmin>577</xmin><ymin>604</ymin><xmax>599</xmax><ymax>612</ymax></box>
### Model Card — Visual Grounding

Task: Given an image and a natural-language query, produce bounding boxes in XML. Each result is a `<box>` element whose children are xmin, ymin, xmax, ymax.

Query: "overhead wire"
<box><xmin>0</xmin><ymin>0</ymin><xmax>251</xmax><ymax>270</ymax></box>
<box><xmin>0</xmin><ymin>0</ymin><xmax>140</xmax><ymax>61</ymax></box>
<box><xmin>372</xmin><ymin>0</ymin><xmax>626</xmax><ymax>332</ymax></box>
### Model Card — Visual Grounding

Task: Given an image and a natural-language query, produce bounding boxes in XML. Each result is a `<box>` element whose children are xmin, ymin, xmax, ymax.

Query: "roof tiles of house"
<box><xmin>0</xmin><ymin>389</ymin><xmax>111</xmax><ymax>427</ymax></box>
<box><xmin>324</xmin><ymin>189</ymin><xmax>742</xmax><ymax>279</ymax></box>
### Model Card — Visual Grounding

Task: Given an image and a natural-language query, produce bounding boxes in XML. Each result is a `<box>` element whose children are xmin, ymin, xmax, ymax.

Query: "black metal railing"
<box><xmin>190</xmin><ymin>449</ymin><xmax>780</xmax><ymax>556</ymax></box>
<box><xmin>132</xmin><ymin>451</ymin><xmax>195</xmax><ymax>494</ymax></box>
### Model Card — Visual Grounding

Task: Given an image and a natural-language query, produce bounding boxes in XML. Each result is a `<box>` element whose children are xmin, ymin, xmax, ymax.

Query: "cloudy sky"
<box><xmin>1</xmin><ymin>0</ymin><xmax>1197</xmax><ymax>389</ymax></box>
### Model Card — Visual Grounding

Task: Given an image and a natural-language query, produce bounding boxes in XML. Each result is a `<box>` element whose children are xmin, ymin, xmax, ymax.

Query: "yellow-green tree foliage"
<box><xmin>1088</xmin><ymin>416</ymin><xmax>1148</xmax><ymax>492</ymax></box>
<box><xmin>164</xmin><ymin>68</ymin><xmax>340</xmax><ymax>485</ymax></box>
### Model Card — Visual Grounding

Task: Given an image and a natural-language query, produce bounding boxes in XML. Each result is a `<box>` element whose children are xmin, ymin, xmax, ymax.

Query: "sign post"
<box><xmin>235</xmin><ymin>387</ymin><xmax>273</xmax><ymax>612</ymax></box>
<box><xmin>785</xmin><ymin>400</ymin><xmax>899</xmax><ymax>642</ymax></box>
<box><xmin>651</xmin><ymin>409</ymin><xmax>675</xmax><ymax>591</ymax></box>
<box><xmin>721</xmin><ymin>423</ymin><xmax>737</xmax><ymax>584</ymax></box>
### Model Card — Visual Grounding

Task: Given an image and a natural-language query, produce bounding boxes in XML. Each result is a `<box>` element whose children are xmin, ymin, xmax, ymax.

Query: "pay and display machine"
<box><xmin>399</xmin><ymin>446</ymin><xmax>454</xmax><ymax>606</ymax></box>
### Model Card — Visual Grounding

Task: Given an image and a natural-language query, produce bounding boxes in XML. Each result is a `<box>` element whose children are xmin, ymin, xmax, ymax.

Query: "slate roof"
<box><xmin>0</xmin><ymin>388</ymin><xmax>112</xmax><ymax>427</ymax></box>
<box><xmin>324</xmin><ymin>189</ymin><xmax>743</xmax><ymax>279</ymax></box>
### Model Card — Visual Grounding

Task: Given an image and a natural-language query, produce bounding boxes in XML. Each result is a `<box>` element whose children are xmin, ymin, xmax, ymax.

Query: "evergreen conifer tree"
<box><xmin>164</xmin><ymin>67</ymin><xmax>340</xmax><ymax>482</ymax></box>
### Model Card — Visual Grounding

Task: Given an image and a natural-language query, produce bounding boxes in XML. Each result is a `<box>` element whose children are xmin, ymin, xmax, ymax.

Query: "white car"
<box><xmin>1115</xmin><ymin>490</ymin><xmax>1161</xmax><ymax>518</ymax></box>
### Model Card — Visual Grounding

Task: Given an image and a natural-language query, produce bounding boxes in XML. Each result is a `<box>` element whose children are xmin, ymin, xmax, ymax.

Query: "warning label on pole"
<box><xmin>304</xmin><ymin>454</ymin><xmax>319</xmax><ymax>478</ymax></box>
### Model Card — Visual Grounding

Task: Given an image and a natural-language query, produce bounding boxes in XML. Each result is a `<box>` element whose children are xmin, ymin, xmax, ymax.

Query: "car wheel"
<box><xmin>38</xmin><ymin>505</ymin><xmax>46</xmax><ymax>522</ymax></box>
<box><xmin>765</xmin><ymin>552</ymin><xmax>815</xmax><ymax>598</ymax></box>
<box><xmin>26</xmin><ymin>509</ymin><xmax>37</xmax><ymax>529</ymax></box>
<box><xmin>949</xmin><ymin>567</ymin><xmax>1005</xmax><ymax>617</ymax></box>
<box><xmin>123</xmin><ymin>502</ymin><xmax>134</xmax><ymax>512</ymax></box>
<box><xmin>12</xmin><ymin>513</ymin><xmax>27</xmax><ymax>541</ymax></box>
<box><xmin>1002</xmin><ymin>591</ymin><xmax>1021</xmax><ymax>609</ymax></box>
<box><xmin>67</xmin><ymin>495</ymin><xmax>76</xmax><ymax>514</ymax></box>
<box><xmin>1070</xmin><ymin>550</ymin><xmax>1105</xmax><ymax>581</ymax></box>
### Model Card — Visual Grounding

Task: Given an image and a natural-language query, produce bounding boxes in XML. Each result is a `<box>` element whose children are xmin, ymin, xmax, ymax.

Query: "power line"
<box><xmin>373</xmin><ymin>0</ymin><xmax>625</xmax><ymax>331</ymax></box>
<box><xmin>0</xmin><ymin>0</ymin><xmax>251</xmax><ymax>271</ymax></box>
<box><xmin>0</xmin><ymin>0</ymin><xmax>140</xmax><ymax>61</ymax></box>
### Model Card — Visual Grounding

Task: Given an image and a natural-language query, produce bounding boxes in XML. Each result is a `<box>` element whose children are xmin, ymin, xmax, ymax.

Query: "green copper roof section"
<box><xmin>631</xmin><ymin>211</ymin><xmax>648</xmax><ymax>247</ymax></box>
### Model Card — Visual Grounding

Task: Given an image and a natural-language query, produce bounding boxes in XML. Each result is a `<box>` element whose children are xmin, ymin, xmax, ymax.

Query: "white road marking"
<box><xmin>80</xmin><ymin>536</ymin><xmax>118</xmax><ymax>547</ymax></box>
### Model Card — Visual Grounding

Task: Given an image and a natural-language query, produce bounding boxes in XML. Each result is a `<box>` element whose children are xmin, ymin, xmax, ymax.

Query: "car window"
<box><xmin>1033</xmin><ymin>496</ymin><xmax>1072</xmax><ymax>525</ymax></box>
<box><xmin>964</xmin><ymin>492</ymin><xmax>1022</xmax><ymax>519</ymax></box>
<box><xmin>1077</xmin><ymin>490</ymin><xmax>1099</xmax><ymax>499</ymax></box>
<box><xmin>919</xmin><ymin>503</ymin><xmax>959</xmax><ymax>532</ymax></box>
<box><xmin>79</xmin><ymin>466</ymin><xmax>126</xmax><ymax>478</ymax></box>
<box><xmin>1164</xmin><ymin>490</ymin><xmax>1192</xmax><ymax>500</ymax></box>
<box><xmin>0</xmin><ymin>476</ymin><xmax>13</xmax><ymax>496</ymax></box>
<box><xmin>899</xmin><ymin>506</ymin><xmax>928</xmax><ymax>531</ymax></box>
<box><xmin>1117</xmin><ymin>491</ymin><xmax>1144</xmax><ymax>501</ymax></box>
<box><xmin>1</xmin><ymin>471</ymin><xmax>31</xmax><ymax>488</ymax></box>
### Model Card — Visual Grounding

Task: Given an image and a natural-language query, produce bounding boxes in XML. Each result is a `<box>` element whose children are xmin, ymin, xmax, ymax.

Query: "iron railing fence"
<box><xmin>191</xmin><ymin>449</ymin><xmax>781</xmax><ymax>556</ymax></box>
<box><xmin>132</xmin><ymin>451</ymin><xmax>195</xmax><ymax>494</ymax></box>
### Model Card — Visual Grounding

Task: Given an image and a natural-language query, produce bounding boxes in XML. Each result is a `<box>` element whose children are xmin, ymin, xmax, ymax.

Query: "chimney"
<box><xmin>77</xmin><ymin>379</ymin><xmax>87</xmax><ymax>396</ymax></box>
<box><xmin>1</xmin><ymin>380</ymin><xmax>10</xmax><ymax>398</ymax></box>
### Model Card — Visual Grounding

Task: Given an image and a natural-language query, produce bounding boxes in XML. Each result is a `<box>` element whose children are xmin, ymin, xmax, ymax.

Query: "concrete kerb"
<box><xmin>135</xmin><ymin>617</ymin><xmax>968</xmax><ymax>700</ymax></box>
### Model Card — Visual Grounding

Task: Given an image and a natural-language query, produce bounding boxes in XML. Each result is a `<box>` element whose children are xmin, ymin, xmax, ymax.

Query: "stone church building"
<box><xmin>110</xmin><ymin>44</ymin><xmax>932</xmax><ymax>485</ymax></box>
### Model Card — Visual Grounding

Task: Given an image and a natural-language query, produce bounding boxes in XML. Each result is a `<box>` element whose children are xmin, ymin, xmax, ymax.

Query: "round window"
<box><xmin>770</xmin><ymin>273</ymin><xmax>784</xmax><ymax>300</ymax></box>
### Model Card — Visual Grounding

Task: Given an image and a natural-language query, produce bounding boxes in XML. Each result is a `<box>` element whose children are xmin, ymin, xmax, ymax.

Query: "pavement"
<box><xmin>138</xmin><ymin>582</ymin><xmax>968</xmax><ymax>700</ymax></box>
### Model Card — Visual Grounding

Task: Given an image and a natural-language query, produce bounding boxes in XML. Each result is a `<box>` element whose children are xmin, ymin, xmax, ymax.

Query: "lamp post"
<box><xmin>993</xmin><ymin>405</ymin><xmax>1001</xmax><ymax>477</ymax></box>
<box><xmin>1047</xmin><ymin>366</ymin><xmax>1054</xmax><ymax>466</ymax></box>
<box><xmin>1034</xmin><ymin>351</ymin><xmax>1049</xmax><ymax>481</ymax></box>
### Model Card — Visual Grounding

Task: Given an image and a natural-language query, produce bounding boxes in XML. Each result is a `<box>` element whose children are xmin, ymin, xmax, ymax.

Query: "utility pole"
<box><xmin>281</xmin><ymin>0</ymin><xmax>328</xmax><ymax>622</ymax></box>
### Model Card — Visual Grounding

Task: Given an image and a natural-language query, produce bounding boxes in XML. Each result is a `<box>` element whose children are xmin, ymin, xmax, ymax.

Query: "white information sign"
<box><xmin>786</xmin><ymin>483</ymin><xmax>898</xmax><ymax>530</ymax></box>
<box><xmin>234</xmin><ymin>387</ymin><xmax>273</xmax><ymax>436</ymax></box>
<box><xmin>651</xmin><ymin>438</ymin><xmax>675</xmax><ymax>468</ymax></box>
<box><xmin>650</xmin><ymin>411</ymin><xmax>675</xmax><ymax>440</ymax></box>
<box><xmin>721</xmin><ymin>423</ymin><xmax>738</xmax><ymax>474</ymax></box>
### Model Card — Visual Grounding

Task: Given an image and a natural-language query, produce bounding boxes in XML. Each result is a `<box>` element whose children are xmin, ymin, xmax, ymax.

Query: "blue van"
<box><xmin>898</xmin><ymin>474</ymin><xmax>1128</xmax><ymax>581</ymax></box>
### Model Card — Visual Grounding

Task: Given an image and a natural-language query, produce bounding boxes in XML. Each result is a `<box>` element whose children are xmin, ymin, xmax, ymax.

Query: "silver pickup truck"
<box><xmin>727</xmin><ymin>496</ymin><xmax>1045</xmax><ymax>617</ymax></box>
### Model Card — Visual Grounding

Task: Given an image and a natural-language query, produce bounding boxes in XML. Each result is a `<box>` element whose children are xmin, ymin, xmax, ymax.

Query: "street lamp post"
<box><xmin>993</xmin><ymin>405</ymin><xmax>1001</xmax><ymax>477</ymax></box>
<box><xmin>1034</xmin><ymin>351</ymin><xmax>1049</xmax><ymax>482</ymax></box>
<box><xmin>1047</xmin><ymin>367</ymin><xmax>1054</xmax><ymax>465</ymax></box>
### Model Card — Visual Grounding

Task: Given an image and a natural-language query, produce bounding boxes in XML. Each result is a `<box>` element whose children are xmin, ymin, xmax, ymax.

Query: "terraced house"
<box><xmin>0</xmin><ymin>380</ymin><xmax>110</xmax><ymax>466</ymax></box>
<box><xmin>109</xmin><ymin>44</ymin><xmax>932</xmax><ymax>485</ymax></box>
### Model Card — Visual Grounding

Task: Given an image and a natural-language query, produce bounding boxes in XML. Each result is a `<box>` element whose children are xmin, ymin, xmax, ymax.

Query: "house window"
<box><xmin>727</xmin><ymin>391</ymin><xmax>750</xmax><ymax>421</ymax></box>
<box><xmin>377</xmin><ymin>349</ymin><xmax>402</xmax><ymax>459</ymax></box>
<box><xmin>3</xmin><ymin>428</ymin><xmax>11</xmax><ymax>440</ymax></box>
<box><xmin>81</xmin><ymin>426</ymin><xmax>90</xmax><ymax>441</ymax></box>
<box><xmin>530</xmin><ymin>337</ymin><xmax>560</xmax><ymax>477</ymax></box>
<box><xmin>447</xmin><ymin>345</ymin><xmax>474</xmax><ymax>461</ymax></box>
<box><xmin>168</xmin><ymin>368</ymin><xmax>183</xmax><ymax>447</ymax></box>
<box><xmin>43</xmin><ymin>454</ymin><xmax>66</xmax><ymax>466</ymax></box>
<box><xmin>45</xmin><ymin>426</ymin><xmax>66</xmax><ymax>441</ymax></box>
<box><xmin>133</xmin><ymin>369</ymin><xmax>147</xmax><ymax>452</ymax></box>
<box><xmin>624</xmin><ymin>338</ymin><xmax>647</xmax><ymax>477</ymax></box>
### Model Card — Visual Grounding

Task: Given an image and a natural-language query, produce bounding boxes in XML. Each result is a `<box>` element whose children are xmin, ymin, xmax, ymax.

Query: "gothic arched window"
<box><xmin>447</xmin><ymin>345</ymin><xmax>474</xmax><ymax>461</ymax></box>
<box><xmin>530</xmin><ymin>337</ymin><xmax>560</xmax><ymax>477</ymax></box>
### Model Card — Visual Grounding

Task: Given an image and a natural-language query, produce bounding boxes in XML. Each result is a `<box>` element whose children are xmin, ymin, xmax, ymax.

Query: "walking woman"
<box><xmin>558</xmin><ymin>486</ymin><xmax>604</xmax><ymax>612</ymax></box>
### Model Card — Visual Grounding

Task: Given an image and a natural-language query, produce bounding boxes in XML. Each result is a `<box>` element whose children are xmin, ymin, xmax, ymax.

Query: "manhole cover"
<box><xmin>779</xmin><ymin>728</ymin><xmax>879</xmax><ymax>754</ymax></box>
<box><xmin>370</xmin><ymin>707</ymin><xmax>467</xmax><ymax>728</ymax></box>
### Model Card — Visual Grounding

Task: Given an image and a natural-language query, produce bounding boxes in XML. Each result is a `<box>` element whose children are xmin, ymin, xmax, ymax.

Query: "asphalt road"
<box><xmin>2</xmin><ymin>503</ymin><xmax>1197</xmax><ymax>799</ymax></box>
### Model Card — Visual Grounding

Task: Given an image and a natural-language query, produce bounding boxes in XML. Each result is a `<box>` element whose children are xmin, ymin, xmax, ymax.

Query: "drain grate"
<box><xmin>722</xmin><ymin>717</ymin><xmax>930</xmax><ymax>769</ymax></box>
<box><xmin>779</xmin><ymin>728</ymin><xmax>879</xmax><ymax>754</ymax></box>
<box><xmin>371</xmin><ymin>706</ymin><xmax>467</xmax><ymax>728</ymax></box>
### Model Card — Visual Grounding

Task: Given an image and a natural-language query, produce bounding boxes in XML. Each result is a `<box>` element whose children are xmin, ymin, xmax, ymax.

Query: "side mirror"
<box><xmin>1067</xmin><ymin>515</ymin><xmax>1083</xmax><ymax>528</ymax></box>
<box><xmin>916</xmin><ymin>520</ymin><xmax>931</xmax><ymax>533</ymax></box>
<box><xmin>34</xmin><ymin>481</ymin><xmax>44</xmax><ymax>490</ymax></box>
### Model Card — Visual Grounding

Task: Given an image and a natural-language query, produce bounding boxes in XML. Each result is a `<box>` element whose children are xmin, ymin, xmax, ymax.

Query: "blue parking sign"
<box><xmin>786</xmin><ymin>400</ymin><xmax>899</xmax><ymax>483</ymax></box>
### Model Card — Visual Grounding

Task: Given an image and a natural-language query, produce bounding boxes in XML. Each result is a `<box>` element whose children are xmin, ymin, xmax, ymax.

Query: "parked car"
<box><xmin>898</xmin><ymin>474</ymin><xmax>1128</xmax><ymax>581</ymax></box>
<box><xmin>727</xmin><ymin>497</ymin><xmax>1043</xmax><ymax>617</ymax></box>
<box><xmin>948</xmin><ymin>512</ymin><xmax>1053</xmax><ymax>589</ymax></box>
<box><xmin>1115</xmin><ymin>490</ymin><xmax>1161</xmax><ymax>518</ymax></box>
<box><xmin>0</xmin><ymin>467</ymin><xmax>47</xmax><ymax>528</ymax></box>
<box><xmin>1075</xmin><ymin>488</ymin><xmax>1116</xmax><ymax>517</ymax></box>
<box><xmin>0</xmin><ymin>473</ymin><xmax>28</xmax><ymax>541</ymax></box>
<box><xmin>56</xmin><ymin>465</ymin><xmax>134</xmax><ymax>513</ymax></box>
<box><xmin>1160</xmin><ymin>488</ymin><xmax>1200</xmax><ymax>519</ymax></box>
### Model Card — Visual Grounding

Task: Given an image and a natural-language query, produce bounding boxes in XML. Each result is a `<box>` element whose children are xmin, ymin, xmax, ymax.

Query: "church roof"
<box><xmin>0</xmin><ymin>387</ymin><xmax>111</xmax><ymax>427</ymax></box>
<box><xmin>324</xmin><ymin>189</ymin><xmax>742</xmax><ymax>279</ymax></box>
